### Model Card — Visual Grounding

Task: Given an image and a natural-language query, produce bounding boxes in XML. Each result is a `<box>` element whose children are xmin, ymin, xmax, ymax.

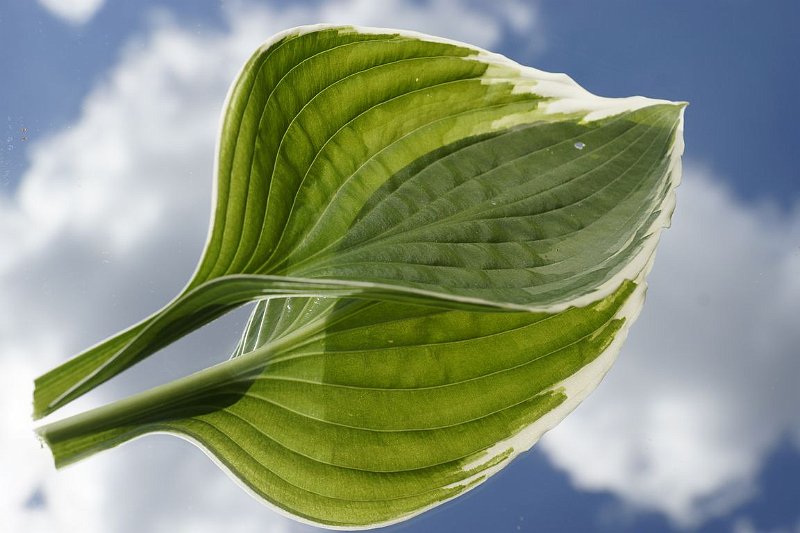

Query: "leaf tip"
<box><xmin>32</xmin><ymin>377</ymin><xmax>52</xmax><ymax>421</ymax></box>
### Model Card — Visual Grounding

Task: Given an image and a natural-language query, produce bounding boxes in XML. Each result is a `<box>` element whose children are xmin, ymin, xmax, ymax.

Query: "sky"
<box><xmin>0</xmin><ymin>1</ymin><xmax>798</xmax><ymax>532</ymax></box>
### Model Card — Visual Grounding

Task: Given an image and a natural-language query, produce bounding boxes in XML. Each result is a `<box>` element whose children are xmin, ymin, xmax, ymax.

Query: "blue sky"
<box><xmin>1</xmin><ymin>1</ymin><xmax>798</xmax><ymax>532</ymax></box>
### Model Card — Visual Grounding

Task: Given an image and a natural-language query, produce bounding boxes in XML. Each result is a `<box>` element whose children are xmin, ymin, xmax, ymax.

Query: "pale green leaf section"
<box><xmin>34</xmin><ymin>23</ymin><xmax>684</xmax><ymax>529</ymax></box>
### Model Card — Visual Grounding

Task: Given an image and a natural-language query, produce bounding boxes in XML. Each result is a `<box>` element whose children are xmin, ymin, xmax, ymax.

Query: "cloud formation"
<box><xmin>37</xmin><ymin>0</ymin><xmax>105</xmax><ymax>25</ymax></box>
<box><xmin>0</xmin><ymin>1</ymin><xmax>539</xmax><ymax>532</ymax></box>
<box><xmin>542</xmin><ymin>166</ymin><xmax>800</xmax><ymax>527</ymax></box>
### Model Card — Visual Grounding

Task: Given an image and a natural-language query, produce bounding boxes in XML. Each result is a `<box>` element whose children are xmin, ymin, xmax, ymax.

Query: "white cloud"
<box><xmin>38</xmin><ymin>0</ymin><xmax>105</xmax><ymax>25</ymax></box>
<box><xmin>0</xmin><ymin>1</ymin><xmax>539</xmax><ymax>532</ymax></box>
<box><xmin>542</xmin><ymin>165</ymin><xmax>800</xmax><ymax>528</ymax></box>
<box><xmin>317</xmin><ymin>0</ymin><xmax>539</xmax><ymax>50</ymax></box>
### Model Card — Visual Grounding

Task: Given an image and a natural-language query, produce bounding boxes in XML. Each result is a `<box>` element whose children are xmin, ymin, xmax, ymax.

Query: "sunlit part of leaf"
<box><xmin>38</xmin><ymin>281</ymin><xmax>641</xmax><ymax>528</ymax></box>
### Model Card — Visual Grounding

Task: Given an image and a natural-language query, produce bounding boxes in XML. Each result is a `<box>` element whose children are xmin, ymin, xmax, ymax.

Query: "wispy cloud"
<box><xmin>0</xmin><ymin>2</ymin><xmax>540</xmax><ymax>532</ymax></box>
<box><xmin>316</xmin><ymin>0</ymin><xmax>540</xmax><ymax>51</ymax></box>
<box><xmin>37</xmin><ymin>0</ymin><xmax>105</xmax><ymax>25</ymax></box>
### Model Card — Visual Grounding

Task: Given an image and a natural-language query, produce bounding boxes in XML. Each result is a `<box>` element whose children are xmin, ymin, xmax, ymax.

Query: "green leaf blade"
<box><xmin>34</xmin><ymin>24</ymin><xmax>685</xmax><ymax>529</ymax></box>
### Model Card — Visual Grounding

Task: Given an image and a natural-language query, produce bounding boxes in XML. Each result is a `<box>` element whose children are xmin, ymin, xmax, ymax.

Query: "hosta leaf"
<box><xmin>34</xmin><ymin>24</ymin><xmax>685</xmax><ymax>529</ymax></box>
<box><xmin>39</xmin><ymin>280</ymin><xmax>642</xmax><ymax>528</ymax></box>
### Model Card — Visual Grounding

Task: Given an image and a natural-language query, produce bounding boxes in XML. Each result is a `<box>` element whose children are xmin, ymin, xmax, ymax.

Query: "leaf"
<box><xmin>39</xmin><ymin>280</ymin><xmax>642</xmax><ymax>528</ymax></box>
<box><xmin>34</xmin><ymin>24</ymin><xmax>685</xmax><ymax>528</ymax></box>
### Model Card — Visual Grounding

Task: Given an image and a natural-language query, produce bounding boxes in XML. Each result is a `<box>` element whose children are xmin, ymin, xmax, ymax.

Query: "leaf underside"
<box><xmin>34</xmin><ymin>25</ymin><xmax>685</xmax><ymax>529</ymax></box>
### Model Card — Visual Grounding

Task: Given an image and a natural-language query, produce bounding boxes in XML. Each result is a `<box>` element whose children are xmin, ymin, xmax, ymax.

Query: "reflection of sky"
<box><xmin>1</xmin><ymin>1</ymin><xmax>798</xmax><ymax>532</ymax></box>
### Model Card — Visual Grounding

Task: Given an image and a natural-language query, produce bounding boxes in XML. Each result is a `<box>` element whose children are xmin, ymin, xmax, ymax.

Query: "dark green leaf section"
<box><xmin>38</xmin><ymin>280</ymin><xmax>636</xmax><ymax>527</ymax></box>
<box><xmin>295</xmin><ymin>105</ymin><xmax>679</xmax><ymax>302</ymax></box>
